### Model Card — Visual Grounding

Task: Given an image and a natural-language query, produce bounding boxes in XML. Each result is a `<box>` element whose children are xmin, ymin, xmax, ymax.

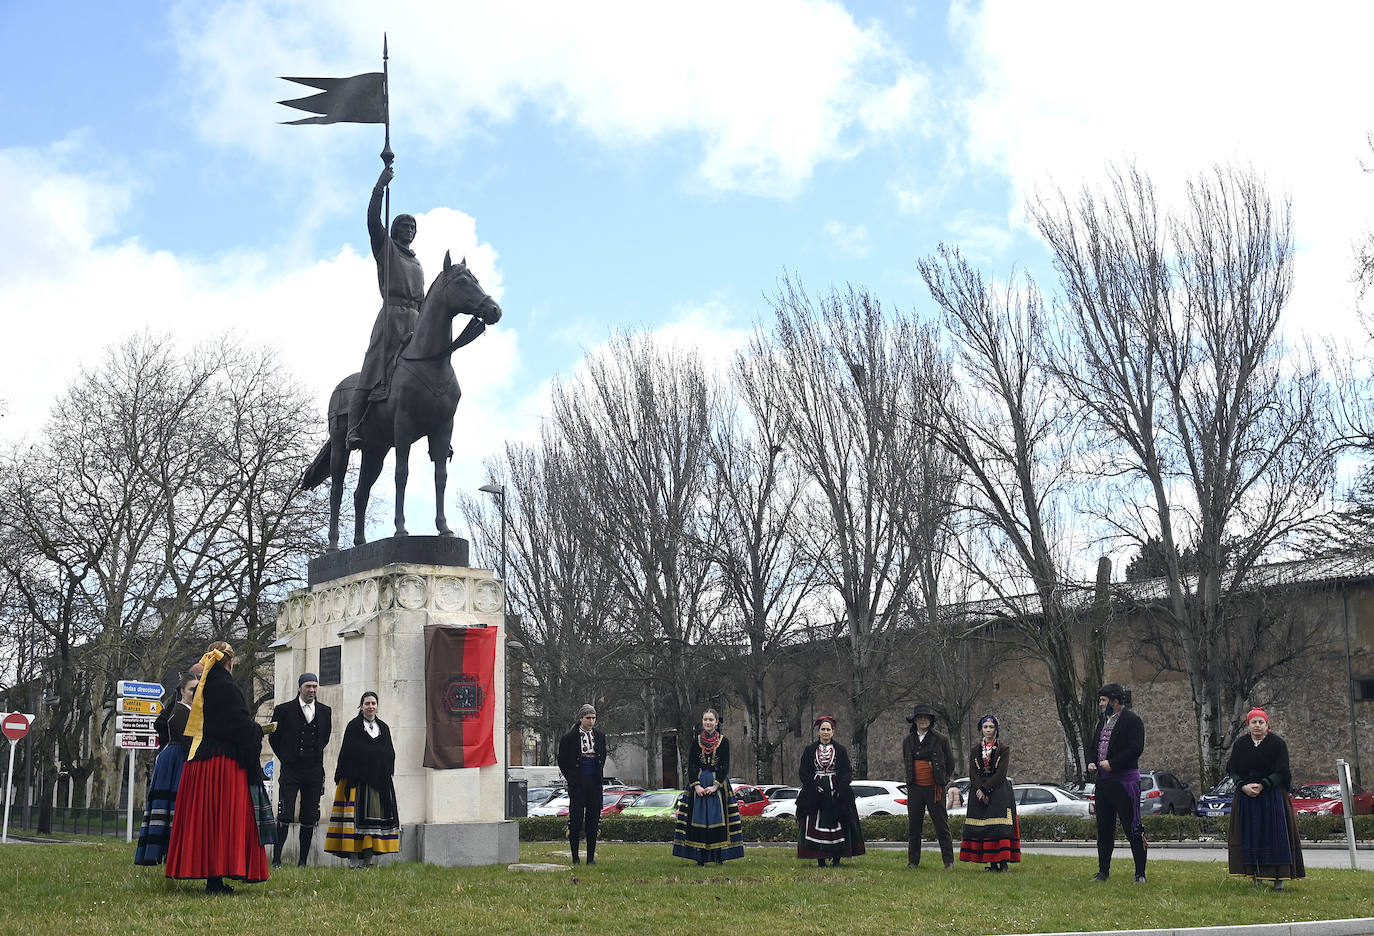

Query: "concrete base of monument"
<box><xmin>410</xmin><ymin>821</ymin><xmax>520</xmax><ymax>866</ymax></box>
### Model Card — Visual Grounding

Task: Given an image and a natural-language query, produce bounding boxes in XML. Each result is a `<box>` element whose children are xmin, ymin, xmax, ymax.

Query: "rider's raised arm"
<box><xmin>369</xmin><ymin>166</ymin><xmax>394</xmax><ymax>260</ymax></box>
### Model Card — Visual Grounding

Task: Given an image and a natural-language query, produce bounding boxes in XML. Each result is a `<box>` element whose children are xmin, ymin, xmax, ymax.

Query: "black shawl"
<box><xmin>687</xmin><ymin>734</ymin><xmax>732</xmax><ymax>791</ymax></box>
<box><xmin>1225</xmin><ymin>731</ymin><xmax>1291</xmax><ymax>792</ymax></box>
<box><xmin>334</xmin><ymin>715</ymin><xmax>396</xmax><ymax>788</ymax></box>
<box><xmin>189</xmin><ymin>660</ymin><xmax>263</xmax><ymax>773</ymax></box>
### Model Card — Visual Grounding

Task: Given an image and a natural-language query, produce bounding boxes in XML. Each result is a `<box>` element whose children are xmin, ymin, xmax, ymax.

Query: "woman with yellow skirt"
<box><xmin>325</xmin><ymin>691</ymin><xmax>400</xmax><ymax>867</ymax></box>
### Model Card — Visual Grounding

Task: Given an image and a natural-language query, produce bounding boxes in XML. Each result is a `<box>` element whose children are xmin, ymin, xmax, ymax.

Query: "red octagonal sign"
<box><xmin>2</xmin><ymin>713</ymin><xmax>30</xmax><ymax>741</ymax></box>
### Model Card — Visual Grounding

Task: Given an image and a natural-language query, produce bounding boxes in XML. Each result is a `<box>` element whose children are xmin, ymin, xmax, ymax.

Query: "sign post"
<box><xmin>117</xmin><ymin>681</ymin><xmax>164</xmax><ymax>843</ymax></box>
<box><xmin>2</xmin><ymin>712</ymin><xmax>34</xmax><ymax>843</ymax></box>
<box><xmin>1337</xmin><ymin>758</ymin><xmax>1358</xmax><ymax>870</ymax></box>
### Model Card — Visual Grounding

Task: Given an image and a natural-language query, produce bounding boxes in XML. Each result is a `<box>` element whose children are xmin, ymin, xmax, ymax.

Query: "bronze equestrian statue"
<box><xmin>301</xmin><ymin>168</ymin><xmax>502</xmax><ymax>551</ymax></box>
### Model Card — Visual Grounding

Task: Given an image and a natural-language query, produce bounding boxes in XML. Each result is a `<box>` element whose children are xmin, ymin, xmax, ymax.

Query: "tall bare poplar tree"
<box><xmin>1031</xmin><ymin>164</ymin><xmax>1336</xmax><ymax>781</ymax></box>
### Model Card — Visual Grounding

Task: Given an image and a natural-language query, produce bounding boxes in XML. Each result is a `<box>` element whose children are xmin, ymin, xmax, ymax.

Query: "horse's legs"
<box><xmin>354</xmin><ymin>447</ymin><xmax>387</xmax><ymax>547</ymax></box>
<box><xmin>430</xmin><ymin>421</ymin><xmax>455</xmax><ymax>537</ymax></box>
<box><xmin>327</xmin><ymin>419</ymin><xmax>349</xmax><ymax>551</ymax></box>
<box><xmin>393</xmin><ymin>439</ymin><xmax>411</xmax><ymax>537</ymax></box>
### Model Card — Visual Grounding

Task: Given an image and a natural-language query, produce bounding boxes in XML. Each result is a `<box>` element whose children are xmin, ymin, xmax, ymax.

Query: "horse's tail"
<box><xmin>300</xmin><ymin>439</ymin><xmax>332</xmax><ymax>492</ymax></box>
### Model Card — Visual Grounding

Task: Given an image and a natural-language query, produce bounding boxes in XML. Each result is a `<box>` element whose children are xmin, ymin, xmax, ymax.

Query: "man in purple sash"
<box><xmin>1085</xmin><ymin>683</ymin><xmax>1148</xmax><ymax>884</ymax></box>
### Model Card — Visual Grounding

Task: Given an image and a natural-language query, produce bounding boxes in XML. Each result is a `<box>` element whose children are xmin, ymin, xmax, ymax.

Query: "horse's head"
<box><xmin>438</xmin><ymin>251</ymin><xmax>502</xmax><ymax>326</ymax></box>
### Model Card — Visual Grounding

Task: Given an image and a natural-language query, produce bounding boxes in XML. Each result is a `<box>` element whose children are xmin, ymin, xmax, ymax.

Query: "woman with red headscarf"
<box><xmin>794</xmin><ymin>715</ymin><xmax>865</xmax><ymax>867</ymax></box>
<box><xmin>1225</xmin><ymin>708</ymin><xmax>1304</xmax><ymax>889</ymax></box>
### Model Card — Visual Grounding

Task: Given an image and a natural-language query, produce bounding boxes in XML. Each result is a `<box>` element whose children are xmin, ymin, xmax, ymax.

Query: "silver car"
<box><xmin>1013</xmin><ymin>783</ymin><xmax>1092</xmax><ymax>817</ymax></box>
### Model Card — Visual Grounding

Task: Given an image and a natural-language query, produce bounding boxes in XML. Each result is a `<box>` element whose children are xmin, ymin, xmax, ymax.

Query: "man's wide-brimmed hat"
<box><xmin>1097</xmin><ymin>683</ymin><xmax>1128</xmax><ymax>703</ymax></box>
<box><xmin>906</xmin><ymin>703</ymin><xmax>937</xmax><ymax>725</ymax></box>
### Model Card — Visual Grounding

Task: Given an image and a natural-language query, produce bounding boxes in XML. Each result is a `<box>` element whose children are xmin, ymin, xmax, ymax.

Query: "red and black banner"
<box><xmin>423</xmin><ymin>625</ymin><xmax>497</xmax><ymax>769</ymax></box>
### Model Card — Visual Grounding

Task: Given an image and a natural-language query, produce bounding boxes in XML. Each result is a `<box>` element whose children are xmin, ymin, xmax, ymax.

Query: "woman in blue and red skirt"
<box><xmin>1226</xmin><ymin>707</ymin><xmax>1304</xmax><ymax>890</ymax></box>
<box><xmin>134</xmin><ymin>671</ymin><xmax>198</xmax><ymax>865</ymax></box>
<box><xmin>795</xmin><ymin>715</ymin><xmax>865</xmax><ymax>867</ymax></box>
<box><xmin>959</xmin><ymin>714</ymin><xmax>1020</xmax><ymax>872</ymax></box>
<box><xmin>165</xmin><ymin>641</ymin><xmax>272</xmax><ymax>894</ymax></box>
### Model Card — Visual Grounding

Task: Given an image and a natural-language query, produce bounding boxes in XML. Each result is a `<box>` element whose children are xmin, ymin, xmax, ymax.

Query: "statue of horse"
<box><xmin>301</xmin><ymin>251</ymin><xmax>502</xmax><ymax>551</ymax></box>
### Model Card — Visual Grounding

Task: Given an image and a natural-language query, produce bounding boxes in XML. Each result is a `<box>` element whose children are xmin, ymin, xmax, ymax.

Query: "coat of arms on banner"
<box><xmin>442</xmin><ymin>674</ymin><xmax>487</xmax><ymax>719</ymax></box>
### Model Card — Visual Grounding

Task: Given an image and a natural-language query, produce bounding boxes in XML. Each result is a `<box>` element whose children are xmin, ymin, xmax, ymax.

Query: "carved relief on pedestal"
<box><xmin>287</xmin><ymin>597</ymin><xmax>303</xmax><ymax>630</ymax></box>
<box><xmin>434</xmin><ymin>576</ymin><xmax>467</xmax><ymax>612</ymax></box>
<box><xmin>474</xmin><ymin>579</ymin><xmax>503</xmax><ymax>614</ymax></box>
<box><xmin>329</xmin><ymin>587</ymin><xmax>347</xmax><ymax>622</ymax></box>
<box><xmin>346</xmin><ymin>582</ymin><xmax>362</xmax><ymax>617</ymax></box>
<box><xmin>304</xmin><ymin>593</ymin><xmax>318</xmax><ymax>626</ymax></box>
<box><xmin>396</xmin><ymin>574</ymin><xmax>428</xmax><ymax>610</ymax></box>
<box><xmin>360</xmin><ymin>577</ymin><xmax>380</xmax><ymax>614</ymax></box>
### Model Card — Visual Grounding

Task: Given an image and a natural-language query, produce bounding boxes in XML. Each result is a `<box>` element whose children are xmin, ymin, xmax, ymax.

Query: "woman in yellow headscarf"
<box><xmin>165</xmin><ymin>642</ymin><xmax>271</xmax><ymax>894</ymax></box>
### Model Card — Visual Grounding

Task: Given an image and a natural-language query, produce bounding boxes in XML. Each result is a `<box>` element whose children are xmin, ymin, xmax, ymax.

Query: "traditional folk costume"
<box><xmin>672</xmin><ymin>728</ymin><xmax>744</xmax><ymax>864</ymax></box>
<box><xmin>268</xmin><ymin>674</ymin><xmax>332</xmax><ymax>867</ymax></box>
<box><xmin>959</xmin><ymin>717</ymin><xmax>1020</xmax><ymax>870</ymax></box>
<box><xmin>165</xmin><ymin>649</ymin><xmax>272</xmax><ymax>893</ymax></box>
<box><xmin>795</xmin><ymin>717</ymin><xmax>865</xmax><ymax>865</ymax></box>
<box><xmin>325</xmin><ymin>709</ymin><xmax>400</xmax><ymax>867</ymax></box>
<box><xmin>902</xmin><ymin>703</ymin><xmax>955</xmax><ymax>868</ymax></box>
<box><xmin>556</xmin><ymin>706</ymin><xmax>607</xmax><ymax>865</ymax></box>
<box><xmin>1086</xmin><ymin>683</ymin><xmax>1147</xmax><ymax>882</ymax></box>
<box><xmin>134</xmin><ymin>698</ymin><xmax>192</xmax><ymax>865</ymax></box>
<box><xmin>1226</xmin><ymin>709</ymin><xmax>1304</xmax><ymax>887</ymax></box>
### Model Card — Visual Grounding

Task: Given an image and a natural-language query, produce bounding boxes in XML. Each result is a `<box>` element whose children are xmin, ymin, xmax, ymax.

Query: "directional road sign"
<box><xmin>117</xmin><ymin>733</ymin><xmax>159</xmax><ymax>750</ymax></box>
<box><xmin>2</xmin><ymin>713</ymin><xmax>31</xmax><ymax>742</ymax></box>
<box><xmin>117</xmin><ymin>698</ymin><xmax>163</xmax><ymax>716</ymax></box>
<box><xmin>117</xmin><ymin>680</ymin><xmax>164</xmax><ymax>700</ymax></box>
<box><xmin>116</xmin><ymin>714</ymin><xmax>158</xmax><ymax>733</ymax></box>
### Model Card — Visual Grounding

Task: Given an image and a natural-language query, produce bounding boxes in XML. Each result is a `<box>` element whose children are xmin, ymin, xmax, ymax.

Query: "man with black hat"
<box><xmin>269</xmin><ymin>673</ymin><xmax>332</xmax><ymax>867</ymax></box>
<box><xmin>902</xmin><ymin>703</ymin><xmax>955</xmax><ymax>869</ymax></box>
<box><xmin>557</xmin><ymin>703</ymin><xmax>607</xmax><ymax>866</ymax></box>
<box><xmin>1086</xmin><ymin>682</ymin><xmax>1147</xmax><ymax>884</ymax></box>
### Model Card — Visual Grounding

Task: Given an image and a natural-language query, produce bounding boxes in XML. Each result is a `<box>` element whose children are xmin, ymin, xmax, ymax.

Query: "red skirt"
<box><xmin>165</xmin><ymin>755</ymin><xmax>269</xmax><ymax>883</ymax></box>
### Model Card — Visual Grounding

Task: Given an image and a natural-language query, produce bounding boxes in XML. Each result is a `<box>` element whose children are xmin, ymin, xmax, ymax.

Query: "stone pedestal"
<box><xmin>273</xmin><ymin>536</ymin><xmax>518</xmax><ymax>867</ymax></box>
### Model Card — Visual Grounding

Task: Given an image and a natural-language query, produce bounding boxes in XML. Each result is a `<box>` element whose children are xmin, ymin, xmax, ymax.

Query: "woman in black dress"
<box><xmin>324</xmin><ymin>691</ymin><xmax>400</xmax><ymax>868</ymax></box>
<box><xmin>958</xmin><ymin>714</ymin><xmax>1020</xmax><ymax>872</ymax></box>
<box><xmin>795</xmin><ymin>716</ymin><xmax>865</xmax><ymax>867</ymax></box>
<box><xmin>1226</xmin><ymin>707</ymin><xmax>1304</xmax><ymax>889</ymax></box>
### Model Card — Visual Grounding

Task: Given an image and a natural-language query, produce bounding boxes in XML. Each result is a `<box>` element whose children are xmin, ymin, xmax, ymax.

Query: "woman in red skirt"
<box><xmin>165</xmin><ymin>641</ymin><xmax>271</xmax><ymax>894</ymax></box>
<box><xmin>959</xmin><ymin>714</ymin><xmax>1021</xmax><ymax>872</ymax></box>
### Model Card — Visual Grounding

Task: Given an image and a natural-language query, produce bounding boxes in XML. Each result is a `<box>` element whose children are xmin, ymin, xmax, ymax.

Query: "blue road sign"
<box><xmin>117</xmin><ymin>680</ymin><xmax>164</xmax><ymax>699</ymax></box>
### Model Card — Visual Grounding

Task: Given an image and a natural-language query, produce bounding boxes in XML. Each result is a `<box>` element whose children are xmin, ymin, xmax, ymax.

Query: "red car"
<box><xmin>555</xmin><ymin>789</ymin><xmax>645</xmax><ymax>817</ymax></box>
<box><xmin>731</xmin><ymin>784</ymin><xmax>771</xmax><ymax>817</ymax></box>
<box><xmin>1290</xmin><ymin>781</ymin><xmax>1374</xmax><ymax>816</ymax></box>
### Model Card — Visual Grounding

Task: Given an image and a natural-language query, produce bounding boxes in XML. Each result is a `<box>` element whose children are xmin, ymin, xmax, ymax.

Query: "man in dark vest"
<box><xmin>1086</xmin><ymin>682</ymin><xmax>1148</xmax><ymax>884</ymax></box>
<box><xmin>269</xmin><ymin>672</ymin><xmax>333</xmax><ymax>867</ymax></box>
<box><xmin>345</xmin><ymin>164</ymin><xmax>425</xmax><ymax>449</ymax></box>
<box><xmin>556</xmin><ymin>703</ymin><xmax>607</xmax><ymax>866</ymax></box>
<box><xmin>902</xmin><ymin>702</ymin><xmax>955</xmax><ymax>869</ymax></box>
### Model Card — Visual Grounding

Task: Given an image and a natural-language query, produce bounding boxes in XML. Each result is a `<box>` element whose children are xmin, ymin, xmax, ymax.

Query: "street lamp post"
<box><xmin>478</xmin><ymin>483</ymin><xmax>510</xmax><ymax>817</ymax></box>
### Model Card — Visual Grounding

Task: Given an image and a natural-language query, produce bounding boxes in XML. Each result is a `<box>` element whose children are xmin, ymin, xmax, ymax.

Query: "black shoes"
<box><xmin>1090</xmin><ymin>871</ymin><xmax>1109</xmax><ymax>882</ymax></box>
<box><xmin>1134</xmin><ymin>874</ymin><xmax>1147</xmax><ymax>884</ymax></box>
<box><xmin>205</xmin><ymin>877</ymin><xmax>234</xmax><ymax>895</ymax></box>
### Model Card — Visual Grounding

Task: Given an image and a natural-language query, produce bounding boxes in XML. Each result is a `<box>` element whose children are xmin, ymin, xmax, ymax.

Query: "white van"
<box><xmin>508</xmin><ymin>765</ymin><xmax>564</xmax><ymax>787</ymax></box>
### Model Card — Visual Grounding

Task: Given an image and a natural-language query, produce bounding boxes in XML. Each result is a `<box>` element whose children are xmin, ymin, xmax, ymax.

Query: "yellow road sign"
<box><xmin>117</xmin><ymin>698</ymin><xmax>162</xmax><ymax>715</ymax></box>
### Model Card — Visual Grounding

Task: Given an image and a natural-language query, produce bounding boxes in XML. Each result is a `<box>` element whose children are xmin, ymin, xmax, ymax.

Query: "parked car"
<box><xmin>948</xmin><ymin>776</ymin><xmax>1017</xmax><ymax>816</ymax></box>
<box><xmin>529</xmin><ymin>793</ymin><xmax>570</xmax><ymax>817</ymax></box>
<box><xmin>599</xmin><ymin>789</ymin><xmax>645</xmax><ymax>816</ymax></box>
<box><xmin>526</xmin><ymin>786</ymin><xmax>565</xmax><ymax>809</ymax></box>
<box><xmin>851</xmin><ymin>780</ymin><xmax>908</xmax><ymax>817</ymax></box>
<box><xmin>1013</xmin><ymin>783</ymin><xmax>1092</xmax><ymax>817</ymax></box>
<box><xmin>760</xmin><ymin>787</ymin><xmax>800</xmax><ymax>820</ymax></box>
<box><xmin>1291</xmin><ymin>781</ymin><xmax>1374</xmax><ymax>816</ymax></box>
<box><xmin>760</xmin><ymin>785</ymin><xmax>796</xmax><ymax>799</ymax></box>
<box><xmin>619</xmin><ymin>789</ymin><xmax>683</xmax><ymax>819</ymax></box>
<box><xmin>1139</xmin><ymin>771</ymin><xmax>1195</xmax><ymax>815</ymax></box>
<box><xmin>732</xmin><ymin>784</ymin><xmax>771</xmax><ymax>817</ymax></box>
<box><xmin>1195</xmin><ymin>777</ymin><xmax>1235</xmax><ymax>817</ymax></box>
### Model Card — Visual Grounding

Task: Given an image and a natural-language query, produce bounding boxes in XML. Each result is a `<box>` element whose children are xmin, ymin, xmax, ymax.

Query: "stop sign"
<box><xmin>1</xmin><ymin>713</ymin><xmax>30</xmax><ymax>741</ymax></box>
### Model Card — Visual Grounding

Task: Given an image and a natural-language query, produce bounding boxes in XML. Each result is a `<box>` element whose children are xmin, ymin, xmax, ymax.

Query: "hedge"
<box><xmin>519</xmin><ymin>813</ymin><xmax>1374</xmax><ymax>844</ymax></box>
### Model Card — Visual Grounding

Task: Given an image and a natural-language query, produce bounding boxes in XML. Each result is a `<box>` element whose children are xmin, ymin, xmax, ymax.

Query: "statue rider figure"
<box><xmin>346</xmin><ymin>165</ymin><xmax>423</xmax><ymax>450</ymax></box>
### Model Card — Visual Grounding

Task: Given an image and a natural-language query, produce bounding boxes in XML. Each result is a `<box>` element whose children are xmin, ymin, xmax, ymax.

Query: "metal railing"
<box><xmin>5</xmin><ymin>804</ymin><xmax>127</xmax><ymax>838</ymax></box>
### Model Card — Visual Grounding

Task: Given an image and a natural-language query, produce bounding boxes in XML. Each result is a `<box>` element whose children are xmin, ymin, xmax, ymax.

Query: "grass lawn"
<box><xmin>1</xmin><ymin>840</ymin><xmax>1371</xmax><ymax>935</ymax></box>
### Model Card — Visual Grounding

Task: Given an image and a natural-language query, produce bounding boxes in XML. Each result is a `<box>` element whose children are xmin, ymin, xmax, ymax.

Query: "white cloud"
<box><xmin>170</xmin><ymin>0</ymin><xmax>929</xmax><ymax>196</ymax></box>
<box><xmin>951</xmin><ymin>0</ymin><xmax>1373</xmax><ymax>342</ymax></box>
<box><xmin>0</xmin><ymin>143</ymin><xmax>519</xmax><ymax>534</ymax></box>
<box><xmin>823</xmin><ymin>218</ymin><xmax>871</xmax><ymax>257</ymax></box>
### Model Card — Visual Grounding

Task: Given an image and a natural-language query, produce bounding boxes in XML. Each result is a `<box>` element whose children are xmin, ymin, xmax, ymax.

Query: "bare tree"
<box><xmin>1030</xmin><ymin>163</ymin><xmax>1336</xmax><ymax>782</ymax></box>
<box><xmin>550</xmin><ymin>332</ymin><xmax>724</xmax><ymax>782</ymax></box>
<box><xmin>704</xmin><ymin>354</ymin><xmax>822</xmax><ymax>783</ymax></box>
<box><xmin>751</xmin><ymin>278</ymin><xmax>947</xmax><ymax>777</ymax></box>
<box><xmin>460</xmin><ymin>433</ymin><xmax>631</xmax><ymax>764</ymax></box>
<box><xmin>917</xmin><ymin>247</ymin><xmax>1104</xmax><ymax>779</ymax></box>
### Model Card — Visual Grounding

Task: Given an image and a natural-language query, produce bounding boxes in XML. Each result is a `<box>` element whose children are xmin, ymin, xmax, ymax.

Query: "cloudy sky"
<box><xmin>3</xmin><ymin>0</ymin><xmax>1371</xmax><ymax>540</ymax></box>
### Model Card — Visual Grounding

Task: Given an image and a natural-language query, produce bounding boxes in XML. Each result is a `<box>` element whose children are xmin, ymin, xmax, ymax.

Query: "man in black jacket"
<box><xmin>269</xmin><ymin>673</ymin><xmax>332</xmax><ymax>867</ymax></box>
<box><xmin>556</xmin><ymin>704</ymin><xmax>607</xmax><ymax>866</ymax></box>
<box><xmin>902</xmin><ymin>703</ymin><xmax>955</xmax><ymax>869</ymax></box>
<box><xmin>1085</xmin><ymin>683</ymin><xmax>1147</xmax><ymax>883</ymax></box>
